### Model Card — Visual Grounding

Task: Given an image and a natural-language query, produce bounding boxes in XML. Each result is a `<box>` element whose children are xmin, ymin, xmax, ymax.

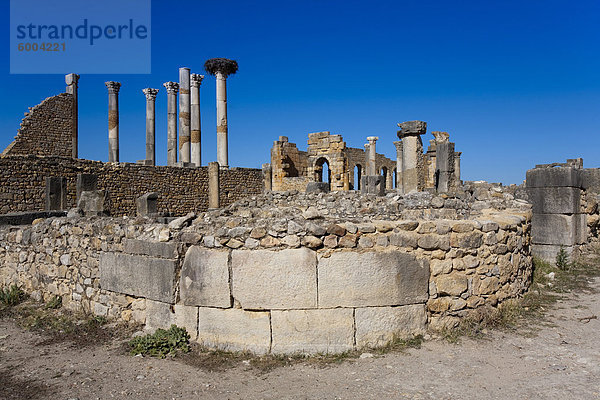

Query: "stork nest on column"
<box><xmin>204</xmin><ymin>58</ymin><xmax>239</xmax><ymax>77</ymax></box>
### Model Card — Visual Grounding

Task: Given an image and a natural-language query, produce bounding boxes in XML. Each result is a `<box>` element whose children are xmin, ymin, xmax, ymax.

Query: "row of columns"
<box><xmin>102</xmin><ymin>67</ymin><xmax>227</xmax><ymax>168</ymax></box>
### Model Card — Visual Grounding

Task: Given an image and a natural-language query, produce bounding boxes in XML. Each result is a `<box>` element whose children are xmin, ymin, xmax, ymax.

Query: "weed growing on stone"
<box><xmin>45</xmin><ymin>295</ymin><xmax>62</xmax><ymax>310</ymax></box>
<box><xmin>129</xmin><ymin>325</ymin><xmax>191</xmax><ymax>358</ymax></box>
<box><xmin>556</xmin><ymin>246</ymin><xmax>571</xmax><ymax>271</ymax></box>
<box><xmin>0</xmin><ymin>284</ymin><xmax>26</xmax><ymax>307</ymax></box>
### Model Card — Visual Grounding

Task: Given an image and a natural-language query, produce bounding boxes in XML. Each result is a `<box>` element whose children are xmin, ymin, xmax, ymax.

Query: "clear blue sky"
<box><xmin>1</xmin><ymin>0</ymin><xmax>599</xmax><ymax>184</ymax></box>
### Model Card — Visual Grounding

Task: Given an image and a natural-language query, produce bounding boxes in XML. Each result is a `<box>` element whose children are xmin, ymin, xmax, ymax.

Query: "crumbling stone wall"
<box><xmin>0</xmin><ymin>186</ymin><xmax>533</xmax><ymax>355</ymax></box>
<box><xmin>271</xmin><ymin>132</ymin><xmax>396</xmax><ymax>191</ymax></box>
<box><xmin>1</xmin><ymin>93</ymin><xmax>74</xmax><ymax>158</ymax></box>
<box><xmin>0</xmin><ymin>155</ymin><xmax>262</xmax><ymax>216</ymax></box>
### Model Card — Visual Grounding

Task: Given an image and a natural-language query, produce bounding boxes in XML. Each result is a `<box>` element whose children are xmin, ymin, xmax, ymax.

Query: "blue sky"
<box><xmin>1</xmin><ymin>0</ymin><xmax>599</xmax><ymax>184</ymax></box>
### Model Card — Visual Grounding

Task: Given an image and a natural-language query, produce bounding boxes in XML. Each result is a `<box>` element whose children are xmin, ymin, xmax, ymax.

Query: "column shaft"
<box><xmin>66</xmin><ymin>73</ymin><xmax>79</xmax><ymax>158</ymax></box>
<box><xmin>394</xmin><ymin>141</ymin><xmax>403</xmax><ymax>192</ymax></box>
<box><xmin>190</xmin><ymin>74</ymin><xmax>204</xmax><ymax>167</ymax></box>
<box><xmin>179</xmin><ymin>68</ymin><xmax>191</xmax><ymax>163</ymax></box>
<box><xmin>105</xmin><ymin>81</ymin><xmax>121</xmax><ymax>162</ymax></box>
<box><xmin>208</xmin><ymin>161</ymin><xmax>220</xmax><ymax>208</ymax></box>
<box><xmin>163</xmin><ymin>82</ymin><xmax>179</xmax><ymax>166</ymax></box>
<box><xmin>216</xmin><ymin>72</ymin><xmax>228</xmax><ymax>168</ymax></box>
<box><xmin>143</xmin><ymin>88</ymin><xmax>159</xmax><ymax>165</ymax></box>
<box><xmin>367</xmin><ymin>136</ymin><xmax>378</xmax><ymax>176</ymax></box>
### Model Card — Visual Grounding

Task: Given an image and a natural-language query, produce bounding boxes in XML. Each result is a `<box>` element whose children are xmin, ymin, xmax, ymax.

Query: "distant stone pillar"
<box><xmin>454</xmin><ymin>152</ymin><xmax>462</xmax><ymax>184</ymax></box>
<box><xmin>364</xmin><ymin>143</ymin><xmax>370</xmax><ymax>174</ymax></box>
<box><xmin>208</xmin><ymin>161</ymin><xmax>220</xmax><ymax>209</ymax></box>
<box><xmin>137</xmin><ymin>192</ymin><xmax>158</xmax><ymax>216</ymax></box>
<box><xmin>143</xmin><ymin>88</ymin><xmax>159</xmax><ymax>166</ymax></box>
<box><xmin>367</xmin><ymin>136</ymin><xmax>378</xmax><ymax>176</ymax></box>
<box><xmin>215</xmin><ymin>72</ymin><xmax>229</xmax><ymax>168</ymax></box>
<box><xmin>105</xmin><ymin>81</ymin><xmax>121</xmax><ymax>162</ymax></box>
<box><xmin>394</xmin><ymin>140</ymin><xmax>403</xmax><ymax>191</ymax></box>
<box><xmin>163</xmin><ymin>82</ymin><xmax>179</xmax><ymax>166</ymax></box>
<box><xmin>179</xmin><ymin>67</ymin><xmax>191</xmax><ymax>164</ymax></box>
<box><xmin>65</xmin><ymin>73</ymin><xmax>79</xmax><ymax>158</ymax></box>
<box><xmin>190</xmin><ymin>74</ymin><xmax>204</xmax><ymax>167</ymax></box>
<box><xmin>435</xmin><ymin>140</ymin><xmax>455</xmax><ymax>193</ymax></box>
<box><xmin>397</xmin><ymin>120</ymin><xmax>427</xmax><ymax>193</ymax></box>
<box><xmin>262</xmin><ymin>163</ymin><xmax>272</xmax><ymax>192</ymax></box>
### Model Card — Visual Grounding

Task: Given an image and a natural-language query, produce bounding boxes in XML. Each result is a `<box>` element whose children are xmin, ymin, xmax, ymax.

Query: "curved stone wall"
<box><xmin>0</xmin><ymin>200</ymin><xmax>532</xmax><ymax>354</ymax></box>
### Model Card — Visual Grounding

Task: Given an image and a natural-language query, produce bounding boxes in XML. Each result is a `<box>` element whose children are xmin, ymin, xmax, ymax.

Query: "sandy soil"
<box><xmin>1</xmin><ymin>279</ymin><xmax>599</xmax><ymax>400</ymax></box>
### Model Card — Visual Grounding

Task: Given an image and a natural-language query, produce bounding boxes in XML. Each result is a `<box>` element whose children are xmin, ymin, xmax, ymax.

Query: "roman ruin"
<box><xmin>0</xmin><ymin>67</ymin><xmax>599</xmax><ymax>356</ymax></box>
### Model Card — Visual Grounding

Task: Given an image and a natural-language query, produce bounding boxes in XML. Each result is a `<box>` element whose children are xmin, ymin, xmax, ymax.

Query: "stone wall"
<box><xmin>0</xmin><ymin>188</ymin><xmax>533</xmax><ymax>355</ymax></box>
<box><xmin>0</xmin><ymin>155</ymin><xmax>262</xmax><ymax>216</ymax></box>
<box><xmin>1</xmin><ymin>93</ymin><xmax>74</xmax><ymax>158</ymax></box>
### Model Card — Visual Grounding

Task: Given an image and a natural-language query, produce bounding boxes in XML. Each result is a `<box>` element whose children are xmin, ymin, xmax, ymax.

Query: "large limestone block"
<box><xmin>271</xmin><ymin>309</ymin><xmax>354</xmax><ymax>354</ymax></box>
<box><xmin>100</xmin><ymin>252</ymin><xmax>175</xmax><ymax>303</ymax></box>
<box><xmin>527</xmin><ymin>187</ymin><xmax>581</xmax><ymax>214</ymax></box>
<box><xmin>145</xmin><ymin>300</ymin><xmax>199</xmax><ymax>340</ymax></box>
<box><xmin>123</xmin><ymin>239</ymin><xmax>177</xmax><ymax>259</ymax></box>
<box><xmin>531</xmin><ymin>214</ymin><xmax>583</xmax><ymax>245</ymax></box>
<box><xmin>355</xmin><ymin>305</ymin><xmax>427</xmax><ymax>348</ymax></box>
<box><xmin>318</xmin><ymin>250</ymin><xmax>429</xmax><ymax>308</ymax></box>
<box><xmin>197</xmin><ymin>307</ymin><xmax>271</xmax><ymax>354</ymax></box>
<box><xmin>179</xmin><ymin>247</ymin><xmax>231</xmax><ymax>308</ymax></box>
<box><xmin>231</xmin><ymin>248</ymin><xmax>317</xmax><ymax>309</ymax></box>
<box><xmin>526</xmin><ymin>167</ymin><xmax>581</xmax><ymax>188</ymax></box>
<box><xmin>531</xmin><ymin>244</ymin><xmax>574</xmax><ymax>264</ymax></box>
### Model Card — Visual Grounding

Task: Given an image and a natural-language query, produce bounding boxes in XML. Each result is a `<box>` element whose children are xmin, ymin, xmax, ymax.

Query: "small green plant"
<box><xmin>0</xmin><ymin>284</ymin><xmax>26</xmax><ymax>306</ymax></box>
<box><xmin>129</xmin><ymin>325</ymin><xmax>191</xmax><ymax>358</ymax></box>
<box><xmin>45</xmin><ymin>295</ymin><xmax>62</xmax><ymax>309</ymax></box>
<box><xmin>556</xmin><ymin>247</ymin><xmax>570</xmax><ymax>271</ymax></box>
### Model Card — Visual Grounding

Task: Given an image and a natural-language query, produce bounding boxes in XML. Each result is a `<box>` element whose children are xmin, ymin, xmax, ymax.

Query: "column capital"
<box><xmin>190</xmin><ymin>74</ymin><xmax>205</xmax><ymax>87</ymax></box>
<box><xmin>397</xmin><ymin>120</ymin><xmax>427</xmax><ymax>139</ymax></box>
<box><xmin>143</xmin><ymin>88</ymin><xmax>159</xmax><ymax>100</ymax></box>
<box><xmin>393</xmin><ymin>140</ymin><xmax>403</xmax><ymax>150</ymax></box>
<box><xmin>432</xmin><ymin>131</ymin><xmax>450</xmax><ymax>144</ymax></box>
<box><xmin>105</xmin><ymin>81</ymin><xmax>121</xmax><ymax>94</ymax></box>
<box><xmin>367</xmin><ymin>136</ymin><xmax>379</xmax><ymax>144</ymax></box>
<box><xmin>163</xmin><ymin>81</ymin><xmax>179</xmax><ymax>94</ymax></box>
<box><xmin>65</xmin><ymin>73</ymin><xmax>79</xmax><ymax>86</ymax></box>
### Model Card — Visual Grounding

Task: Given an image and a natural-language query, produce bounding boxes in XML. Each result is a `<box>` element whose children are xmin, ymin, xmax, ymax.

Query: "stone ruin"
<box><xmin>269</xmin><ymin>121</ymin><xmax>461</xmax><ymax>195</ymax></box>
<box><xmin>1</xmin><ymin>66</ymin><xmax>600</xmax><ymax>355</ymax></box>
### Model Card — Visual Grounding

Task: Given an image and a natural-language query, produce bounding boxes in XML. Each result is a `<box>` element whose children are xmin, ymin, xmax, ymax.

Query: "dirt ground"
<box><xmin>1</xmin><ymin>277</ymin><xmax>599</xmax><ymax>400</ymax></box>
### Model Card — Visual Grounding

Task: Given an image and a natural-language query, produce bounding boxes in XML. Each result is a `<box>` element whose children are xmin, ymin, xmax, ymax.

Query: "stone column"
<box><xmin>208</xmin><ymin>161</ymin><xmax>220</xmax><ymax>209</ymax></box>
<box><xmin>105</xmin><ymin>81</ymin><xmax>121</xmax><ymax>162</ymax></box>
<box><xmin>435</xmin><ymin>140</ymin><xmax>455</xmax><ymax>193</ymax></box>
<box><xmin>143</xmin><ymin>88</ymin><xmax>159</xmax><ymax>166</ymax></box>
<box><xmin>163</xmin><ymin>82</ymin><xmax>179</xmax><ymax>166</ymax></box>
<box><xmin>216</xmin><ymin>71</ymin><xmax>228</xmax><ymax>168</ymax></box>
<box><xmin>179</xmin><ymin>67</ymin><xmax>191</xmax><ymax>164</ymax></box>
<box><xmin>397</xmin><ymin>120</ymin><xmax>427</xmax><ymax>193</ymax></box>
<box><xmin>262</xmin><ymin>163</ymin><xmax>272</xmax><ymax>192</ymax></box>
<box><xmin>364</xmin><ymin>143</ymin><xmax>370</xmax><ymax>174</ymax></box>
<box><xmin>454</xmin><ymin>152</ymin><xmax>462</xmax><ymax>184</ymax></box>
<box><xmin>65</xmin><ymin>73</ymin><xmax>79</xmax><ymax>158</ymax></box>
<box><xmin>367</xmin><ymin>136</ymin><xmax>378</xmax><ymax>176</ymax></box>
<box><xmin>394</xmin><ymin>140</ymin><xmax>403</xmax><ymax>191</ymax></box>
<box><xmin>45</xmin><ymin>177</ymin><xmax>67</xmax><ymax>211</ymax></box>
<box><xmin>190</xmin><ymin>73</ymin><xmax>204</xmax><ymax>167</ymax></box>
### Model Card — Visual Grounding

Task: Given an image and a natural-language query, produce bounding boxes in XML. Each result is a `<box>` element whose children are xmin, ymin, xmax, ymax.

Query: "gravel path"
<box><xmin>1</xmin><ymin>278</ymin><xmax>599</xmax><ymax>400</ymax></box>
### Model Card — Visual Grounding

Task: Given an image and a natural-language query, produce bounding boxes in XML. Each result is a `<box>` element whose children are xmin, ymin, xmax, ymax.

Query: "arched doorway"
<box><xmin>315</xmin><ymin>157</ymin><xmax>331</xmax><ymax>183</ymax></box>
<box><xmin>354</xmin><ymin>164</ymin><xmax>362</xmax><ymax>190</ymax></box>
<box><xmin>393</xmin><ymin>168</ymin><xmax>397</xmax><ymax>189</ymax></box>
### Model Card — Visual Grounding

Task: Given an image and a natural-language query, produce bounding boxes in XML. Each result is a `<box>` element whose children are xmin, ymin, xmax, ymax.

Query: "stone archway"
<box><xmin>314</xmin><ymin>157</ymin><xmax>331</xmax><ymax>183</ymax></box>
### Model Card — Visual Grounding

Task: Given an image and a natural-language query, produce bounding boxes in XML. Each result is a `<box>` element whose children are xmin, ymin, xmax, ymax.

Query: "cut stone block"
<box><xmin>136</xmin><ymin>192</ymin><xmax>158</xmax><ymax>216</ymax></box>
<box><xmin>317</xmin><ymin>250</ymin><xmax>429</xmax><ymax>308</ymax></box>
<box><xmin>306</xmin><ymin>182</ymin><xmax>330</xmax><ymax>193</ymax></box>
<box><xmin>76</xmin><ymin>173</ymin><xmax>98</xmax><ymax>203</ymax></box>
<box><xmin>145</xmin><ymin>299</ymin><xmax>198</xmax><ymax>340</ymax></box>
<box><xmin>197</xmin><ymin>307</ymin><xmax>270</xmax><ymax>354</ymax></box>
<box><xmin>531</xmin><ymin>244</ymin><xmax>574</xmax><ymax>264</ymax></box>
<box><xmin>123</xmin><ymin>239</ymin><xmax>176</xmax><ymax>259</ymax></box>
<box><xmin>355</xmin><ymin>305</ymin><xmax>427</xmax><ymax>348</ymax></box>
<box><xmin>581</xmin><ymin>168</ymin><xmax>600</xmax><ymax>191</ymax></box>
<box><xmin>361</xmin><ymin>176</ymin><xmax>385</xmax><ymax>196</ymax></box>
<box><xmin>99</xmin><ymin>252</ymin><xmax>176</xmax><ymax>303</ymax></box>
<box><xmin>527</xmin><ymin>187</ymin><xmax>581</xmax><ymax>214</ymax></box>
<box><xmin>526</xmin><ymin>167</ymin><xmax>581</xmax><ymax>188</ymax></box>
<box><xmin>531</xmin><ymin>214</ymin><xmax>583</xmax><ymax>246</ymax></box>
<box><xmin>231</xmin><ymin>248</ymin><xmax>317</xmax><ymax>309</ymax></box>
<box><xmin>45</xmin><ymin>176</ymin><xmax>67</xmax><ymax>211</ymax></box>
<box><xmin>77</xmin><ymin>190</ymin><xmax>106</xmax><ymax>216</ymax></box>
<box><xmin>179</xmin><ymin>246</ymin><xmax>231</xmax><ymax>308</ymax></box>
<box><xmin>271</xmin><ymin>308</ymin><xmax>354</xmax><ymax>354</ymax></box>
